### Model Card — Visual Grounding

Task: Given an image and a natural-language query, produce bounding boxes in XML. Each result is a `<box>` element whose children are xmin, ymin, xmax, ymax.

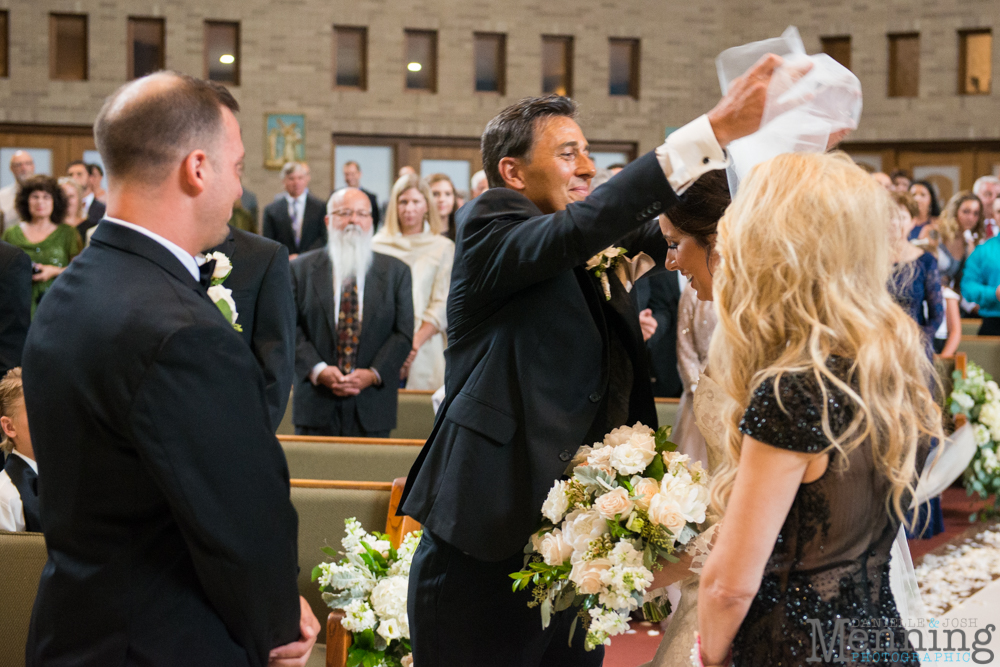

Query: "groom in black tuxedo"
<box><xmin>21</xmin><ymin>72</ymin><xmax>319</xmax><ymax>667</ymax></box>
<box><xmin>401</xmin><ymin>56</ymin><xmax>785</xmax><ymax>666</ymax></box>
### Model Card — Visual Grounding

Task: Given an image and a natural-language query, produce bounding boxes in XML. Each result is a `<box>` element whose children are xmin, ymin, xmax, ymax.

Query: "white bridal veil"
<box><xmin>715</xmin><ymin>26</ymin><xmax>862</xmax><ymax>194</ymax></box>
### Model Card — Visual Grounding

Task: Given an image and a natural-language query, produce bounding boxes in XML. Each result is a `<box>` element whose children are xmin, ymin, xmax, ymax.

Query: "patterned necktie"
<box><xmin>336</xmin><ymin>276</ymin><xmax>361</xmax><ymax>373</ymax></box>
<box><xmin>292</xmin><ymin>199</ymin><xmax>303</xmax><ymax>248</ymax></box>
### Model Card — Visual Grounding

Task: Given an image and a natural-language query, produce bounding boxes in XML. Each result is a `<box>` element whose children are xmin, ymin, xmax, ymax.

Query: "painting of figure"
<box><xmin>264</xmin><ymin>113</ymin><xmax>305</xmax><ymax>169</ymax></box>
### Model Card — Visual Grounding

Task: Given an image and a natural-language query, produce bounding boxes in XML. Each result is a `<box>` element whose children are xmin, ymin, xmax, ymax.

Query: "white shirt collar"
<box><xmin>83</xmin><ymin>192</ymin><xmax>95</xmax><ymax>207</ymax></box>
<box><xmin>10</xmin><ymin>450</ymin><xmax>37</xmax><ymax>474</ymax></box>
<box><xmin>102</xmin><ymin>217</ymin><xmax>201</xmax><ymax>282</ymax></box>
<box><xmin>285</xmin><ymin>189</ymin><xmax>308</xmax><ymax>205</ymax></box>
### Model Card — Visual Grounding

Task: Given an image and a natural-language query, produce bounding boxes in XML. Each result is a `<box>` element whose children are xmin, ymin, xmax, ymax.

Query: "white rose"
<box><xmin>676</xmin><ymin>484</ymin><xmax>709</xmax><ymax>525</ymax></box>
<box><xmin>632</xmin><ymin>477</ymin><xmax>661</xmax><ymax>511</ymax></box>
<box><xmin>207</xmin><ymin>284</ymin><xmax>239</xmax><ymax>324</ymax></box>
<box><xmin>541</xmin><ymin>480</ymin><xmax>571</xmax><ymax>524</ymax></box>
<box><xmin>204</xmin><ymin>251</ymin><xmax>233</xmax><ymax>282</ymax></box>
<box><xmin>659</xmin><ymin>471</ymin><xmax>692</xmax><ymax>499</ymax></box>
<box><xmin>611</xmin><ymin>432</ymin><xmax>657</xmax><ymax>475</ymax></box>
<box><xmin>562</xmin><ymin>509</ymin><xmax>610</xmax><ymax>555</ymax></box>
<box><xmin>986</xmin><ymin>381</ymin><xmax>1000</xmax><ymax>403</ymax></box>
<box><xmin>569</xmin><ymin>558</ymin><xmax>612</xmax><ymax>594</ymax></box>
<box><xmin>647</xmin><ymin>493</ymin><xmax>688</xmax><ymax>537</ymax></box>
<box><xmin>370</xmin><ymin>576</ymin><xmax>408</xmax><ymax>620</ymax></box>
<box><xmin>603</xmin><ymin>425</ymin><xmax>636</xmax><ymax>448</ymax></box>
<box><xmin>593</xmin><ymin>487</ymin><xmax>635</xmax><ymax>520</ymax></box>
<box><xmin>538</xmin><ymin>529</ymin><xmax>575</xmax><ymax>566</ymax></box>
<box><xmin>586</xmin><ymin>445</ymin><xmax>617</xmax><ymax>476</ymax></box>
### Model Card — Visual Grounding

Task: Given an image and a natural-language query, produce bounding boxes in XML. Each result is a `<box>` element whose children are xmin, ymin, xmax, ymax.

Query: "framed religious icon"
<box><xmin>264</xmin><ymin>113</ymin><xmax>306</xmax><ymax>169</ymax></box>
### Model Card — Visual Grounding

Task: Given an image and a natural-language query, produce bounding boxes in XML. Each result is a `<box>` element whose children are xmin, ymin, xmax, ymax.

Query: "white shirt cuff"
<box><xmin>655</xmin><ymin>114</ymin><xmax>730</xmax><ymax>195</ymax></box>
<box><xmin>309</xmin><ymin>362</ymin><xmax>328</xmax><ymax>385</ymax></box>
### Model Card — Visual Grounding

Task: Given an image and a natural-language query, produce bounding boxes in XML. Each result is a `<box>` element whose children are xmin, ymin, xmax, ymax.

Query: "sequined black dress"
<box><xmin>733</xmin><ymin>359</ymin><xmax>920</xmax><ymax>666</ymax></box>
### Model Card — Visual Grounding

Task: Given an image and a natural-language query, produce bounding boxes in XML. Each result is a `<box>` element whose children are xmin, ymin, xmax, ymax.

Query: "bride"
<box><xmin>648</xmin><ymin>152</ymin><xmax>942</xmax><ymax>666</ymax></box>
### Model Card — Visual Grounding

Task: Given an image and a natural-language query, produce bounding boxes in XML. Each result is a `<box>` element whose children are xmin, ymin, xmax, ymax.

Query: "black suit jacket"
<box><xmin>262</xmin><ymin>193</ymin><xmax>327</xmax><ymax>255</ymax></box>
<box><xmin>0</xmin><ymin>240</ymin><xmax>31</xmax><ymax>375</ymax></box>
<box><xmin>76</xmin><ymin>198</ymin><xmax>107</xmax><ymax>240</ymax></box>
<box><xmin>634</xmin><ymin>270</ymin><xmax>684</xmax><ymax>397</ymax></box>
<box><xmin>400</xmin><ymin>151</ymin><xmax>676</xmax><ymax>560</ymax></box>
<box><xmin>210</xmin><ymin>227</ymin><xmax>295</xmax><ymax>431</ymax></box>
<box><xmin>22</xmin><ymin>222</ymin><xmax>300</xmax><ymax>667</ymax></box>
<box><xmin>290</xmin><ymin>249</ymin><xmax>413</xmax><ymax>433</ymax></box>
<box><xmin>361</xmin><ymin>188</ymin><xmax>381</xmax><ymax>230</ymax></box>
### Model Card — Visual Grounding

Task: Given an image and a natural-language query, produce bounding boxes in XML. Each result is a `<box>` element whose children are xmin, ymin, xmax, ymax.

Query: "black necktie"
<box><xmin>199</xmin><ymin>259</ymin><xmax>217</xmax><ymax>290</ymax></box>
<box><xmin>4</xmin><ymin>454</ymin><xmax>42</xmax><ymax>532</ymax></box>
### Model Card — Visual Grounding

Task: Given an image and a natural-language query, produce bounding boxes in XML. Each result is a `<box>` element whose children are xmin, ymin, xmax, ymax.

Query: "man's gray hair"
<box><xmin>281</xmin><ymin>161</ymin><xmax>309</xmax><ymax>178</ymax></box>
<box><xmin>973</xmin><ymin>175</ymin><xmax>1000</xmax><ymax>195</ymax></box>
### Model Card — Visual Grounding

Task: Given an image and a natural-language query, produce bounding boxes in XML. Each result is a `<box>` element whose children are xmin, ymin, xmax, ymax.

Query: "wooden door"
<box><xmin>897</xmin><ymin>150</ymin><xmax>977</xmax><ymax>202</ymax></box>
<box><xmin>0</xmin><ymin>125</ymin><xmax>96</xmax><ymax>179</ymax></box>
<box><xmin>975</xmin><ymin>151</ymin><xmax>1000</xmax><ymax>179</ymax></box>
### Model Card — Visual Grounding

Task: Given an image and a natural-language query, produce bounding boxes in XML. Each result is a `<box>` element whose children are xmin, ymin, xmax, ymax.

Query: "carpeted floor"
<box><xmin>603</xmin><ymin>486</ymin><xmax>997</xmax><ymax>667</ymax></box>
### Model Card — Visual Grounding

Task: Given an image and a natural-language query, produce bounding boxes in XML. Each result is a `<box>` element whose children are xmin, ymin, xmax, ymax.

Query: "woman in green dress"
<box><xmin>2</xmin><ymin>175</ymin><xmax>81</xmax><ymax>317</ymax></box>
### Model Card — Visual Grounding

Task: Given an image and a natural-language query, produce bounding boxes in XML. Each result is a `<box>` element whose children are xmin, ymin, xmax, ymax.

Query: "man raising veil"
<box><xmin>22</xmin><ymin>72</ymin><xmax>318</xmax><ymax>667</ymax></box>
<box><xmin>400</xmin><ymin>55</ymin><xmax>787</xmax><ymax>666</ymax></box>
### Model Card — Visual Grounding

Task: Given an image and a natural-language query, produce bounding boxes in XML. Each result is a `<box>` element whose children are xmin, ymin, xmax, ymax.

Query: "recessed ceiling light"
<box><xmin>407</xmin><ymin>62</ymin><xmax>422</xmax><ymax>72</ymax></box>
<box><xmin>220</xmin><ymin>54</ymin><xmax>235</xmax><ymax>64</ymax></box>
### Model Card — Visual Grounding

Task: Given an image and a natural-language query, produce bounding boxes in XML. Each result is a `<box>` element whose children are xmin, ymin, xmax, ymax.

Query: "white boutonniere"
<box><xmin>204</xmin><ymin>252</ymin><xmax>242</xmax><ymax>332</ymax></box>
<box><xmin>586</xmin><ymin>247</ymin><xmax>628</xmax><ymax>301</ymax></box>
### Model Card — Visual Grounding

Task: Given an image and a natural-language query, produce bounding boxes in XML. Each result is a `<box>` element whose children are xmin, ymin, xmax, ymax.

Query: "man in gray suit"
<box><xmin>290</xmin><ymin>187</ymin><xmax>413</xmax><ymax>437</ymax></box>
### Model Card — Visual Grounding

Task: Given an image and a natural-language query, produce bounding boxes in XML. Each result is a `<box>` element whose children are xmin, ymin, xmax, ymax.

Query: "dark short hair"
<box><xmin>343</xmin><ymin>160</ymin><xmax>360</xmax><ymax>170</ymax></box>
<box><xmin>16</xmin><ymin>175</ymin><xmax>69</xmax><ymax>225</ymax></box>
<box><xmin>481</xmin><ymin>95</ymin><xmax>578</xmax><ymax>188</ymax></box>
<box><xmin>66</xmin><ymin>160</ymin><xmax>86</xmax><ymax>171</ymax></box>
<box><xmin>910</xmin><ymin>180</ymin><xmax>941</xmax><ymax>217</ymax></box>
<box><xmin>665</xmin><ymin>169</ymin><xmax>731</xmax><ymax>248</ymax></box>
<box><xmin>94</xmin><ymin>71</ymin><xmax>239</xmax><ymax>186</ymax></box>
<box><xmin>889</xmin><ymin>169</ymin><xmax>910</xmax><ymax>181</ymax></box>
<box><xmin>86</xmin><ymin>163</ymin><xmax>104</xmax><ymax>177</ymax></box>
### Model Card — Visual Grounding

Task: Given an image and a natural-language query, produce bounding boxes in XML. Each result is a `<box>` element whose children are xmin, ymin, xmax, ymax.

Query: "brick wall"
<box><xmin>0</xmin><ymin>0</ymin><xmax>996</xmax><ymax>198</ymax></box>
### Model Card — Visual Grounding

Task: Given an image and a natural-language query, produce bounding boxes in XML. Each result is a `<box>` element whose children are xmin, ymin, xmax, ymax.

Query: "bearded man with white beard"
<box><xmin>289</xmin><ymin>187</ymin><xmax>413</xmax><ymax>437</ymax></box>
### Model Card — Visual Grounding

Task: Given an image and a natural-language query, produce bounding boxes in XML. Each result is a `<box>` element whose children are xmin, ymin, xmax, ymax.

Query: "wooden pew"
<box><xmin>961</xmin><ymin>318</ymin><xmax>982</xmax><ymax>337</ymax></box>
<box><xmin>290</xmin><ymin>478</ymin><xmax>420</xmax><ymax>656</ymax></box>
<box><xmin>280</xmin><ymin>435</ymin><xmax>424</xmax><ymax>482</ymax></box>
<box><xmin>275</xmin><ymin>389</ymin><xmax>437</xmax><ymax>439</ymax></box>
<box><xmin>956</xmin><ymin>335</ymin><xmax>1000</xmax><ymax>382</ymax></box>
<box><xmin>289</xmin><ymin>478</ymin><xmax>419</xmax><ymax>667</ymax></box>
<box><xmin>0</xmin><ymin>531</ymin><xmax>47</xmax><ymax>667</ymax></box>
<box><xmin>391</xmin><ymin>389</ymin><xmax>437</xmax><ymax>440</ymax></box>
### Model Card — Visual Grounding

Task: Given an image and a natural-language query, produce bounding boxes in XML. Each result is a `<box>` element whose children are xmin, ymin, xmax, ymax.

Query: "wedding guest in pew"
<box><xmin>0</xmin><ymin>368</ymin><xmax>39</xmax><ymax>531</ymax></box>
<box><xmin>962</xmin><ymin>226</ymin><xmax>1000</xmax><ymax>336</ymax></box>
<box><xmin>291</xmin><ymin>187</ymin><xmax>413</xmax><ymax>437</ymax></box>
<box><xmin>205</xmin><ymin>226</ymin><xmax>295</xmax><ymax>431</ymax></box>
<box><xmin>373</xmin><ymin>174</ymin><xmax>454</xmax><ymax>390</ymax></box>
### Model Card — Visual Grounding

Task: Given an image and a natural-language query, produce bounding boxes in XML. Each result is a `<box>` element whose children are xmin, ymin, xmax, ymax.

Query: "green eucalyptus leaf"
<box><xmin>311</xmin><ymin>565</ymin><xmax>323</xmax><ymax>582</ymax></box>
<box><xmin>321</xmin><ymin>545</ymin><xmax>339</xmax><ymax>558</ymax></box>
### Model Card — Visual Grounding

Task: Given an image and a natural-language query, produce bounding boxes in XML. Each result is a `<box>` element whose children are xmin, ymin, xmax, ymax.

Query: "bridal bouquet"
<box><xmin>313</xmin><ymin>518</ymin><xmax>420</xmax><ymax>667</ymax></box>
<box><xmin>949</xmin><ymin>362</ymin><xmax>1000</xmax><ymax>520</ymax></box>
<box><xmin>511</xmin><ymin>423</ymin><xmax>709</xmax><ymax>650</ymax></box>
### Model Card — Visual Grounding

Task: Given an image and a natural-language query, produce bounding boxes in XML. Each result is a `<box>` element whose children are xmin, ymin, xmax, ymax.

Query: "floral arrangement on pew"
<box><xmin>948</xmin><ymin>361</ymin><xmax>1000</xmax><ymax>520</ymax></box>
<box><xmin>510</xmin><ymin>423</ymin><xmax>709</xmax><ymax>651</ymax></box>
<box><xmin>313</xmin><ymin>518</ymin><xmax>421</xmax><ymax>667</ymax></box>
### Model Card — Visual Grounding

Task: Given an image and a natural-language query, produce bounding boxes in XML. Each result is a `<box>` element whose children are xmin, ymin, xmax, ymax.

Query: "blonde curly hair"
<box><xmin>708</xmin><ymin>152</ymin><xmax>943</xmax><ymax>526</ymax></box>
<box><xmin>0</xmin><ymin>367</ymin><xmax>24</xmax><ymax>456</ymax></box>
